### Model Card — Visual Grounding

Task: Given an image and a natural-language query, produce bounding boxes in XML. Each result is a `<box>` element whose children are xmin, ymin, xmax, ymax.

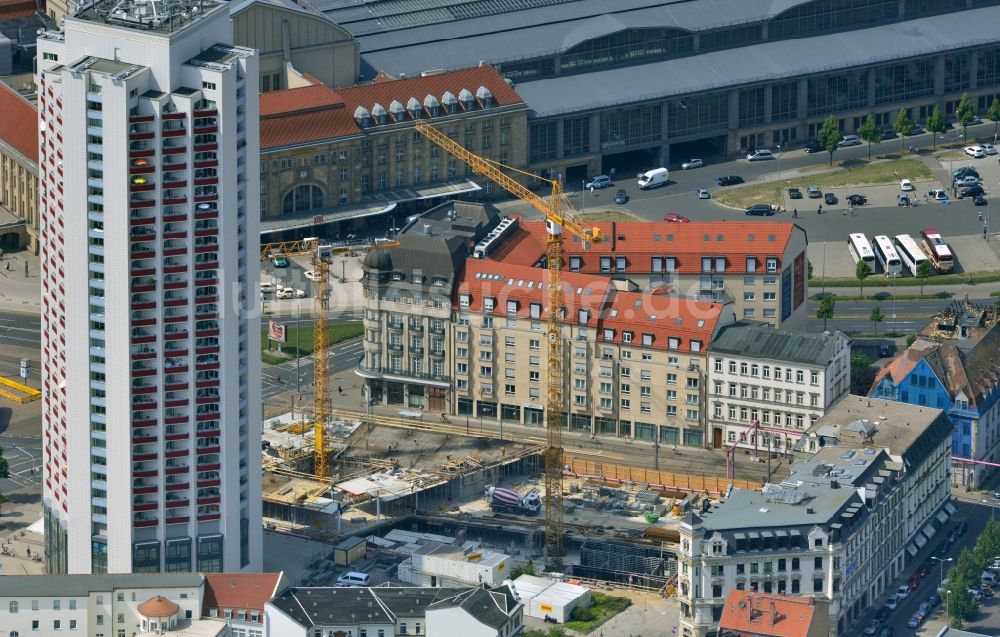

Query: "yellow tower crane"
<box><xmin>260</xmin><ymin>238</ymin><xmax>397</xmax><ymax>478</ymax></box>
<box><xmin>414</xmin><ymin>120</ymin><xmax>602</xmax><ymax>558</ymax></box>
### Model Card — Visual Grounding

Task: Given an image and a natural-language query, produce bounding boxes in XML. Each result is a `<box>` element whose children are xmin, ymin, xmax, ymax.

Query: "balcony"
<box><xmin>132</xmin><ymin>367</ymin><xmax>156</xmax><ymax>377</ymax></box>
<box><xmin>133</xmin><ymin>501</ymin><xmax>157</xmax><ymax>511</ymax></box>
<box><xmin>165</xmin><ymin>449</ymin><xmax>188</xmax><ymax>459</ymax></box>
<box><xmin>129</xmin><ymin>131</ymin><xmax>154</xmax><ymax>141</ymax></box>
<box><xmin>131</xmin><ymin>384</ymin><xmax>156</xmax><ymax>395</ymax></box>
<box><xmin>165</xmin><ymin>465</ymin><xmax>190</xmax><ymax>475</ymax></box>
<box><xmin>130</xmin><ymin>214</ymin><xmax>156</xmax><ymax>226</ymax></box>
<box><xmin>164</xmin><ymin>416</ymin><xmax>188</xmax><ymax>426</ymax></box>
<box><xmin>162</xmin><ymin>195</ymin><xmax>188</xmax><ymax>206</ymax></box>
<box><xmin>193</xmin><ymin>159</ymin><xmax>218</xmax><ymax>169</ymax></box>
<box><xmin>133</xmin><ymin>485</ymin><xmax>158</xmax><ymax>495</ymax></box>
<box><xmin>132</xmin><ymin>468</ymin><xmax>158</xmax><ymax>479</ymax></box>
<box><xmin>132</xmin><ymin>434</ymin><xmax>157</xmax><ymax>444</ymax></box>
<box><xmin>163</xmin><ymin>210</ymin><xmax>188</xmax><ymax>223</ymax></box>
<box><xmin>133</xmin><ymin>518</ymin><xmax>158</xmax><ymax>528</ymax></box>
<box><xmin>165</xmin><ymin>381</ymin><xmax>189</xmax><ymax>392</ymax></box>
<box><xmin>193</xmin><ymin>108</ymin><xmax>218</xmax><ymax>117</ymax></box>
<box><xmin>165</xmin><ymin>516</ymin><xmax>190</xmax><ymax>525</ymax></box>
<box><xmin>131</xmin><ymin>278</ymin><xmax>156</xmax><ymax>292</ymax></box>
<box><xmin>130</xmin><ymin>198</ymin><xmax>155</xmax><ymax>209</ymax></box>
<box><xmin>131</xmin><ymin>331</ymin><xmax>156</xmax><ymax>345</ymax></box>
<box><xmin>132</xmin><ymin>418</ymin><xmax>157</xmax><ymax>429</ymax></box>
<box><xmin>197</xmin><ymin>496</ymin><xmax>221</xmax><ymax>505</ymax></box>
<box><xmin>132</xmin><ymin>349</ymin><xmax>157</xmax><ymax>361</ymax></box>
<box><xmin>193</xmin><ymin>125</ymin><xmax>218</xmax><ymax>135</ymax></box>
<box><xmin>129</xmin><ymin>115</ymin><xmax>155</xmax><ymax>124</ymax></box>
<box><xmin>164</xmin><ymin>277</ymin><xmax>186</xmax><ymax>290</ymax></box>
<box><xmin>162</xmin><ymin>128</ymin><xmax>186</xmax><ymax>138</ymax></box>
<box><xmin>162</xmin><ymin>146</ymin><xmax>186</xmax><ymax>155</ymax></box>
<box><xmin>162</xmin><ymin>112</ymin><xmax>186</xmax><ymax>121</ymax></box>
<box><xmin>165</xmin><ymin>497</ymin><xmax>190</xmax><ymax>508</ymax></box>
<box><xmin>165</xmin><ymin>482</ymin><xmax>189</xmax><ymax>492</ymax></box>
<box><xmin>130</xmin><ymin>228</ymin><xmax>156</xmax><ymax>242</ymax></box>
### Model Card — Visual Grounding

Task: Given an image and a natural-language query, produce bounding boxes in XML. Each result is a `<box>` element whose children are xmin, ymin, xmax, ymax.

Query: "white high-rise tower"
<box><xmin>36</xmin><ymin>0</ymin><xmax>262</xmax><ymax>574</ymax></box>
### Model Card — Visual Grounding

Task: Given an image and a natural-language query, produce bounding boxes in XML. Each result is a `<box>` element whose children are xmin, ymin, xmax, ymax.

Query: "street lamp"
<box><xmin>982</xmin><ymin>496</ymin><xmax>1000</xmax><ymax>520</ymax></box>
<box><xmin>931</xmin><ymin>556</ymin><xmax>952</xmax><ymax>589</ymax></box>
<box><xmin>581</xmin><ymin>180</ymin><xmax>586</xmax><ymax>214</ymax></box>
<box><xmin>776</xmin><ymin>144</ymin><xmax>782</xmax><ymax>182</ymax></box>
<box><xmin>946</xmin><ymin>589</ymin><xmax>952</xmax><ymax>626</ymax></box>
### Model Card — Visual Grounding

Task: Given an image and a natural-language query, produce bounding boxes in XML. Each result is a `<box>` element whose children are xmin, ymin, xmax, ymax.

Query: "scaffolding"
<box><xmin>576</xmin><ymin>539</ymin><xmax>674</xmax><ymax>587</ymax></box>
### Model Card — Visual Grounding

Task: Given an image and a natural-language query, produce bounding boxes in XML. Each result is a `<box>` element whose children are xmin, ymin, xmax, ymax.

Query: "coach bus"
<box><xmin>894</xmin><ymin>234</ymin><xmax>930</xmax><ymax>277</ymax></box>
<box><xmin>872</xmin><ymin>235</ymin><xmax>902</xmax><ymax>278</ymax></box>
<box><xmin>920</xmin><ymin>229</ymin><xmax>954</xmax><ymax>274</ymax></box>
<box><xmin>848</xmin><ymin>233</ymin><xmax>877</xmax><ymax>269</ymax></box>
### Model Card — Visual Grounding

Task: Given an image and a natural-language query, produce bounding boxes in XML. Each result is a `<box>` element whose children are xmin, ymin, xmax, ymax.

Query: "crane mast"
<box><xmin>414</xmin><ymin>121</ymin><xmax>601</xmax><ymax>558</ymax></box>
<box><xmin>260</xmin><ymin>240</ymin><xmax>396</xmax><ymax>479</ymax></box>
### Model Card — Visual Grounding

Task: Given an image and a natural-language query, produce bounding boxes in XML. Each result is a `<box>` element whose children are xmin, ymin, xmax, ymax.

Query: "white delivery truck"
<box><xmin>637</xmin><ymin>167</ymin><xmax>669</xmax><ymax>189</ymax></box>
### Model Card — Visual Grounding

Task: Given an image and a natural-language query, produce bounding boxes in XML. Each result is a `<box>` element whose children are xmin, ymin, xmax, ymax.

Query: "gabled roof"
<box><xmin>710</xmin><ymin>323</ymin><xmax>847</xmax><ymax>366</ymax></box>
<box><xmin>426</xmin><ymin>585</ymin><xmax>517</xmax><ymax>630</ymax></box>
<box><xmin>868</xmin><ymin>338</ymin><xmax>937</xmax><ymax>394</ymax></box>
<box><xmin>600</xmin><ymin>290</ymin><xmax>723</xmax><ymax>352</ymax></box>
<box><xmin>267</xmin><ymin>586</ymin><xmax>470</xmax><ymax>628</ymax></box>
<box><xmin>202</xmin><ymin>573</ymin><xmax>285</xmax><ymax>618</ymax></box>
<box><xmin>515</xmin><ymin>221</ymin><xmax>797</xmax><ymax>274</ymax></box>
<box><xmin>719</xmin><ymin>589</ymin><xmax>818</xmax><ymax>637</ymax></box>
<box><xmin>0</xmin><ymin>81</ymin><xmax>38</xmax><ymax>162</ymax></box>
<box><xmin>0</xmin><ymin>0</ymin><xmax>35</xmax><ymax>20</ymax></box>
<box><xmin>258</xmin><ymin>66</ymin><xmax>523</xmax><ymax>150</ymax></box>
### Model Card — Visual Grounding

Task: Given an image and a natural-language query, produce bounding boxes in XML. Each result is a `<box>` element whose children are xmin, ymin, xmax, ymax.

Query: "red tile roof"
<box><xmin>867</xmin><ymin>338</ymin><xmax>936</xmax><ymax>395</ymax></box>
<box><xmin>0</xmin><ymin>81</ymin><xmax>38</xmax><ymax>162</ymax></box>
<box><xmin>258</xmin><ymin>65</ymin><xmax>523</xmax><ymax>150</ymax></box>
<box><xmin>454</xmin><ymin>260</ymin><xmax>723</xmax><ymax>352</ymax></box>
<box><xmin>719</xmin><ymin>590</ymin><xmax>818</xmax><ymax>637</ymax></box>
<box><xmin>512</xmin><ymin>221</ymin><xmax>796</xmax><ymax>275</ymax></box>
<box><xmin>0</xmin><ymin>0</ymin><xmax>35</xmax><ymax>19</ymax></box>
<box><xmin>484</xmin><ymin>224</ymin><xmax>544</xmax><ymax>267</ymax></box>
<box><xmin>202</xmin><ymin>573</ymin><xmax>285</xmax><ymax>621</ymax></box>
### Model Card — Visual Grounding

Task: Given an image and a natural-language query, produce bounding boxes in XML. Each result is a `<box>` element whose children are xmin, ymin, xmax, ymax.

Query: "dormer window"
<box><xmin>459</xmin><ymin>294</ymin><xmax>470</xmax><ymax>308</ymax></box>
<box><xmin>476</xmin><ymin>85</ymin><xmax>493</xmax><ymax>107</ymax></box>
<box><xmin>407</xmin><ymin>97</ymin><xmax>422</xmax><ymax>120</ymax></box>
<box><xmin>442</xmin><ymin>91</ymin><xmax>458</xmax><ymax>114</ymax></box>
<box><xmin>506</xmin><ymin>300</ymin><xmax>518</xmax><ymax>315</ymax></box>
<box><xmin>483</xmin><ymin>297</ymin><xmax>495</xmax><ymax>313</ymax></box>
<box><xmin>423</xmin><ymin>94</ymin><xmax>440</xmax><ymax>117</ymax></box>
<box><xmin>371</xmin><ymin>103</ymin><xmax>387</xmax><ymax>125</ymax></box>
<box><xmin>529</xmin><ymin>303</ymin><xmax>541</xmax><ymax>319</ymax></box>
<box><xmin>459</xmin><ymin>88</ymin><xmax>475</xmax><ymax>111</ymax></box>
<box><xmin>766</xmin><ymin>256</ymin><xmax>779</xmax><ymax>273</ymax></box>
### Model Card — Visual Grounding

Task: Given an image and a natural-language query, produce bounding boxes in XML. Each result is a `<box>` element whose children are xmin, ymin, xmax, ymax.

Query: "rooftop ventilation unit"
<box><xmin>473</xmin><ymin>216</ymin><xmax>518</xmax><ymax>259</ymax></box>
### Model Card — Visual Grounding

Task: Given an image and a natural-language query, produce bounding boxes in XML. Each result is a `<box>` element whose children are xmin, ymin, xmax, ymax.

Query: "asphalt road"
<box><xmin>512</xmin><ymin>121</ymin><xmax>1000</xmax><ymax>245</ymax></box>
<box><xmin>0</xmin><ymin>435</ymin><xmax>42</xmax><ymax>491</ymax></box>
<box><xmin>804</xmin><ymin>297</ymin><xmax>979</xmax><ymax>334</ymax></box>
<box><xmin>262</xmin><ymin>337</ymin><xmax>363</xmax><ymax>402</ymax></box>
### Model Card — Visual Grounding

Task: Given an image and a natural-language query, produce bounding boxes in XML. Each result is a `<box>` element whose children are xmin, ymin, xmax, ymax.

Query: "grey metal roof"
<box><xmin>318</xmin><ymin>0</ymin><xmax>805</xmax><ymax>43</ymax></box>
<box><xmin>379</xmin><ymin>201</ymin><xmax>500</xmax><ymax>295</ymax></box>
<box><xmin>709</xmin><ymin>323</ymin><xmax>846</xmax><ymax>366</ymax></box>
<box><xmin>700</xmin><ymin>483</ymin><xmax>859</xmax><ymax>532</ymax></box>
<box><xmin>515</xmin><ymin>7</ymin><xmax>1000</xmax><ymax>117</ymax></box>
<box><xmin>426</xmin><ymin>586</ymin><xmax>517</xmax><ymax>630</ymax></box>
<box><xmin>269</xmin><ymin>587</ymin><xmax>470</xmax><ymax>628</ymax></box>
<box><xmin>0</xmin><ymin>574</ymin><xmax>203</xmax><ymax>598</ymax></box>
<box><xmin>229</xmin><ymin>0</ymin><xmax>329</xmax><ymax>21</ymax></box>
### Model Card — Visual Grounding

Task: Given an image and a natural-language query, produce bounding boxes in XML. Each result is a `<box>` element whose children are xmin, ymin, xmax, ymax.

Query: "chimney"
<box><xmin>423</xmin><ymin>224</ymin><xmax>432</xmax><ymax>235</ymax></box>
<box><xmin>611</xmin><ymin>221</ymin><xmax>616</xmax><ymax>251</ymax></box>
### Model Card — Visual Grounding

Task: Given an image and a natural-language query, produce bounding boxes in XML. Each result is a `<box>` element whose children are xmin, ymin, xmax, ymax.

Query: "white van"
<box><xmin>637</xmin><ymin>167</ymin><xmax>669</xmax><ymax>189</ymax></box>
<box><xmin>746</xmin><ymin>149</ymin><xmax>774</xmax><ymax>161</ymax></box>
<box><xmin>982</xmin><ymin>571</ymin><xmax>998</xmax><ymax>586</ymax></box>
<box><xmin>336</xmin><ymin>572</ymin><xmax>370</xmax><ymax>587</ymax></box>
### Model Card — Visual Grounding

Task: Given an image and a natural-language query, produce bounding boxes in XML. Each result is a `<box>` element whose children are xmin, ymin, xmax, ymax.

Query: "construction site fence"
<box><xmin>0</xmin><ymin>377</ymin><xmax>41</xmax><ymax>404</ymax></box>
<box><xmin>565</xmin><ymin>457</ymin><xmax>761</xmax><ymax>495</ymax></box>
<box><xmin>545</xmin><ymin>573</ymin><xmax>669</xmax><ymax>595</ymax></box>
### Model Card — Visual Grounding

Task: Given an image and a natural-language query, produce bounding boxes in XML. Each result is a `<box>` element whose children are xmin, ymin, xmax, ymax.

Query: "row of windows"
<box><xmin>713</xmin><ymin>360</ymin><xmax>820</xmax><ymax>384</ymax></box>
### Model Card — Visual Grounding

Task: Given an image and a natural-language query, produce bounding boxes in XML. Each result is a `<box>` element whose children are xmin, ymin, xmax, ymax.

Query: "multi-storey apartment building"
<box><xmin>258</xmin><ymin>65</ymin><xmax>528</xmax><ymax>236</ymax></box>
<box><xmin>36</xmin><ymin>0</ymin><xmax>262</xmax><ymax>574</ymax></box>
<box><xmin>707</xmin><ymin>324</ymin><xmax>851</xmax><ymax>451</ymax></box>
<box><xmin>510</xmin><ymin>220</ymin><xmax>809</xmax><ymax>330</ymax></box>
<box><xmin>678</xmin><ymin>396</ymin><xmax>953</xmax><ymax>637</ymax></box>
<box><xmin>870</xmin><ymin>320</ymin><xmax>1000</xmax><ymax>488</ymax></box>
<box><xmin>360</xmin><ymin>206</ymin><xmax>829</xmax><ymax>446</ymax></box>
<box><xmin>0</xmin><ymin>572</ymin><xmax>285</xmax><ymax>637</ymax></box>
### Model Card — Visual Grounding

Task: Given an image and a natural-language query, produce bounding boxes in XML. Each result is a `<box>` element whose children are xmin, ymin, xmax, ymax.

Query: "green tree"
<box><xmin>955</xmin><ymin>92</ymin><xmax>977</xmax><ymax>143</ymax></box>
<box><xmin>510</xmin><ymin>562</ymin><xmax>536</xmax><ymax>579</ymax></box>
<box><xmin>858</xmin><ymin>114</ymin><xmax>881</xmax><ymax>160</ymax></box>
<box><xmin>906</xmin><ymin>333</ymin><xmax>918</xmax><ymax>347</ymax></box>
<box><xmin>894</xmin><ymin>109</ymin><xmax>915</xmax><ymax>154</ymax></box>
<box><xmin>870</xmin><ymin>305</ymin><xmax>884</xmax><ymax>334</ymax></box>
<box><xmin>916</xmin><ymin>260</ymin><xmax>932</xmax><ymax>295</ymax></box>
<box><xmin>856</xmin><ymin>260</ymin><xmax>873</xmax><ymax>298</ymax></box>
<box><xmin>987</xmin><ymin>97</ymin><xmax>1000</xmax><ymax>142</ymax></box>
<box><xmin>850</xmin><ymin>352</ymin><xmax>876</xmax><ymax>394</ymax></box>
<box><xmin>808</xmin><ymin>260</ymin><xmax>814</xmax><ymax>280</ymax></box>
<box><xmin>817</xmin><ymin>296</ymin><xmax>836</xmax><ymax>331</ymax></box>
<box><xmin>926</xmin><ymin>107</ymin><xmax>948</xmax><ymax>149</ymax></box>
<box><xmin>817</xmin><ymin>116</ymin><xmax>842</xmax><ymax>165</ymax></box>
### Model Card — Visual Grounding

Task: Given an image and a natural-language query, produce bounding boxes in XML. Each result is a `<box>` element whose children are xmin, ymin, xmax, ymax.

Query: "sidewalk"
<box><xmin>0</xmin><ymin>250</ymin><xmax>40</xmax><ymax>314</ymax></box>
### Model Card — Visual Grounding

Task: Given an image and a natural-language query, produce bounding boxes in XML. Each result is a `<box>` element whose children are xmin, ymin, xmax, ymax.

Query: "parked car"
<box><xmin>272</xmin><ymin>256</ymin><xmax>290</xmax><ymax>268</ymax></box>
<box><xmin>955</xmin><ymin>175</ymin><xmax>981</xmax><ymax>187</ymax></box>
<box><xmin>277</xmin><ymin>287</ymin><xmax>306</xmax><ymax>299</ymax></box>
<box><xmin>897</xmin><ymin>585</ymin><xmax>912</xmax><ymax>600</ymax></box>
<box><xmin>928</xmin><ymin>593</ymin><xmax>941</xmax><ymax>607</ymax></box>
<box><xmin>746</xmin><ymin>149</ymin><xmax>774</xmax><ymax>161</ymax></box>
<box><xmin>715</xmin><ymin>175</ymin><xmax>744</xmax><ymax>186</ymax></box>
<box><xmin>938</xmin><ymin>578</ymin><xmax>950</xmax><ymax>593</ymax></box>
<box><xmin>906</xmin><ymin>613</ymin><xmax>922</xmax><ymax>629</ymax></box>
<box><xmin>954</xmin><ymin>166</ymin><xmax>979</xmax><ymax>178</ymax></box>
<box><xmin>663</xmin><ymin>213</ymin><xmax>690</xmax><ymax>222</ymax></box>
<box><xmin>877</xmin><ymin>628</ymin><xmax>893</xmax><ymax>637</ymax></box>
<box><xmin>900</xmin><ymin>179</ymin><xmax>914</xmax><ymax>191</ymax></box>
<box><xmin>804</xmin><ymin>140</ymin><xmax>823</xmax><ymax>153</ymax></box>
<box><xmin>906</xmin><ymin>124</ymin><xmax>926</xmax><ymax>136</ymax></box>
<box><xmin>807</xmin><ymin>186</ymin><xmax>822</xmax><ymax>198</ymax></box>
<box><xmin>981</xmin><ymin>143</ymin><xmax>997</xmax><ymax>155</ymax></box>
<box><xmin>885</xmin><ymin>597</ymin><xmax>898</xmax><ymax>611</ymax></box>
<box><xmin>875</xmin><ymin>606</ymin><xmax>891</xmax><ymax>622</ymax></box>
<box><xmin>614</xmin><ymin>189</ymin><xmax>628</xmax><ymax>204</ymax></box>
<box><xmin>838</xmin><ymin>134</ymin><xmax>862</xmax><ymax>147</ymax></box>
<box><xmin>745</xmin><ymin>204</ymin><xmax>776</xmax><ymax>216</ymax></box>
<box><xmin>585</xmin><ymin>175</ymin><xmax>612</xmax><ymax>189</ymax></box>
<box><xmin>696</xmin><ymin>188</ymin><xmax>711</xmax><ymax>200</ymax></box>
<box><xmin>957</xmin><ymin>521</ymin><xmax>968</xmax><ymax>536</ymax></box>
<box><xmin>304</xmin><ymin>270</ymin><xmax>321</xmax><ymax>281</ymax></box>
<box><xmin>681</xmin><ymin>158</ymin><xmax>704</xmax><ymax>170</ymax></box>
<box><xmin>907</xmin><ymin>573</ymin><xmax>922</xmax><ymax>588</ymax></box>
<box><xmin>260</xmin><ymin>282</ymin><xmax>277</xmax><ymax>295</ymax></box>
<box><xmin>847</xmin><ymin>194</ymin><xmax>867</xmax><ymax>206</ymax></box>
<box><xmin>916</xmin><ymin>603</ymin><xmax>930</xmax><ymax>621</ymax></box>
<box><xmin>824</xmin><ymin>192</ymin><xmax>838</xmax><ymax>205</ymax></box>
<box><xmin>898</xmin><ymin>195</ymin><xmax>911</xmax><ymax>206</ymax></box>
<box><xmin>965</xmin><ymin>145</ymin><xmax>987</xmax><ymax>158</ymax></box>
<box><xmin>864</xmin><ymin>619</ymin><xmax>880</xmax><ymax>635</ymax></box>
<box><xmin>929</xmin><ymin>189</ymin><xmax>949</xmax><ymax>201</ymax></box>
<box><xmin>881</xmin><ymin>129</ymin><xmax>897</xmax><ymax>140</ymax></box>
<box><xmin>788</xmin><ymin>187</ymin><xmax>802</xmax><ymax>199</ymax></box>
<box><xmin>960</xmin><ymin>185</ymin><xmax>985</xmax><ymax>198</ymax></box>
<box><xmin>974</xmin><ymin>195</ymin><xmax>988</xmax><ymax>206</ymax></box>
